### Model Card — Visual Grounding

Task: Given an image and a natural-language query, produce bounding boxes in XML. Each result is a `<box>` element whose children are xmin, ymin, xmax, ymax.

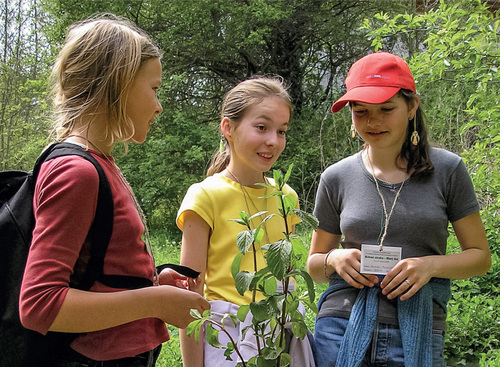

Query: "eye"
<box><xmin>256</xmin><ymin>125</ymin><xmax>266</xmax><ymax>131</ymax></box>
<box><xmin>353</xmin><ymin>109</ymin><xmax>366</xmax><ymax>115</ymax></box>
<box><xmin>278</xmin><ymin>129</ymin><xmax>287</xmax><ymax>136</ymax></box>
<box><xmin>381</xmin><ymin>107</ymin><xmax>394</xmax><ymax>112</ymax></box>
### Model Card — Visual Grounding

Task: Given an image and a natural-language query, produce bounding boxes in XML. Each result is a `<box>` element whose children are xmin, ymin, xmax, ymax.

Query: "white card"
<box><xmin>360</xmin><ymin>244</ymin><xmax>402</xmax><ymax>275</ymax></box>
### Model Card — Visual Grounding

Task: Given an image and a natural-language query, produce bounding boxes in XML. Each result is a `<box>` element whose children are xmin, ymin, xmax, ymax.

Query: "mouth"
<box><xmin>258</xmin><ymin>153</ymin><xmax>273</xmax><ymax>161</ymax></box>
<box><xmin>367</xmin><ymin>131</ymin><xmax>387</xmax><ymax>137</ymax></box>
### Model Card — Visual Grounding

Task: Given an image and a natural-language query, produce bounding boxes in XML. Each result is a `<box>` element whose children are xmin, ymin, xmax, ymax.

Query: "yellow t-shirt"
<box><xmin>177</xmin><ymin>174</ymin><xmax>301</xmax><ymax>305</ymax></box>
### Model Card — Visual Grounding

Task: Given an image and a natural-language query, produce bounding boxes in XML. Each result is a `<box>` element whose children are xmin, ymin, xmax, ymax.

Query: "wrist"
<box><xmin>323</xmin><ymin>248</ymin><xmax>336</xmax><ymax>279</ymax></box>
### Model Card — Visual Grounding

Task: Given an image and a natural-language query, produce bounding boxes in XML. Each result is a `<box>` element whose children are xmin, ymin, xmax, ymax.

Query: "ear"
<box><xmin>408</xmin><ymin>96</ymin><xmax>420</xmax><ymax>119</ymax></box>
<box><xmin>221</xmin><ymin>117</ymin><xmax>233</xmax><ymax>141</ymax></box>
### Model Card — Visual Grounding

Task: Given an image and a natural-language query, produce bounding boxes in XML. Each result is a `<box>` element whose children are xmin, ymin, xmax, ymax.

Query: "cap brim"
<box><xmin>331</xmin><ymin>86</ymin><xmax>401</xmax><ymax>113</ymax></box>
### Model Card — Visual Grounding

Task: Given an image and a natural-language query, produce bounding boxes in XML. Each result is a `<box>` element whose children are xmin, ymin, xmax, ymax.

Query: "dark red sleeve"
<box><xmin>19</xmin><ymin>156</ymin><xmax>99</xmax><ymax>334</ymax></box>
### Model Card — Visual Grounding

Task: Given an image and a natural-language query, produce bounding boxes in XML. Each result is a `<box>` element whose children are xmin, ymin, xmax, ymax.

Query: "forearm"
<box><xmin>49</xmin><ymin>287</ymin><xmax>162</xmax><ymax>332</ymax></box>
<box><xmin>428</xmin><ymin>247</ymin><xmax>491</xmax><ymax>280</ymax></box>
<box><xmin>49</xmin><ymin>285</ymin><xmax>208</xmax><ymax>333</ymax></box>
<box><xmin>307</xmin><ymin>252</ymin><xmax>331</xmax><ymax>284</ymax></box>
<box><xmin>180</xmin><ymin>327</ymin><xmax>204</xmax><ymax>367</ymax></box>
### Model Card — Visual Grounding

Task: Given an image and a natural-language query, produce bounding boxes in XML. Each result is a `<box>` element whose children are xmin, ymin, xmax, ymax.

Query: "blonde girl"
<box><xmin>19</xmin><ymin>14</ymin><xmax>209</xmax><ymax>367</ymax></box>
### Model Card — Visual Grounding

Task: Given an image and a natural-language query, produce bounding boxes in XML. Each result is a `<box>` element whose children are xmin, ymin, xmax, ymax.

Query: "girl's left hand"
<box><xmin>380</xmin><ymin>256</ymin><xmax>435</xmax><ymax>301</ymax></box>
<box><xmin>158</xmin><ymin>268</ymin><xmax>199</xmax><ymax>290</ymax></box>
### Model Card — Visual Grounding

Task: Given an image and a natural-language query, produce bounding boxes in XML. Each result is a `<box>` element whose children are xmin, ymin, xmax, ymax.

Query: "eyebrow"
<box><xmin>351</xmin><ymin>100</ymin><xmax>396</xmax><ymax>107</ymax></box>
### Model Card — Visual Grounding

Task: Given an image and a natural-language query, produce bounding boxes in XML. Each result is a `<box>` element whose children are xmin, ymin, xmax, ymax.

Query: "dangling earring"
<box><xmin>350</xmin><ymin>123</ymin><xmax>356</xmax><ymax>138</ymax></box>
<box><xmin>410</xmin><ymin>116</ymin><xmax>420</xmax><ymax>145</ymax></box>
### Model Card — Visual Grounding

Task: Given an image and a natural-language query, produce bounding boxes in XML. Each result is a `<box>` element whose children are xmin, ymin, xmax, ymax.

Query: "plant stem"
<box><xmin>209</xmin><ymin>319</ymin><xmax>247</xmax><ymax>367</ymax></box>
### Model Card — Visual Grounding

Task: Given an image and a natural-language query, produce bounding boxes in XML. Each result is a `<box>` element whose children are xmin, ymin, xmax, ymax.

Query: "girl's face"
<box><xmin>224</xmin><ymin>97</ymin><xmax>290</xmax><ymax>176</ymax></box>
<box><xmin>126</xmin><ymin>58</ymin><xmax>163</xmax><ymax>143</ymax></box>
<box><xmin>351</xmin><ymin>93</ymin><xmax>418</xmax><ymax>152</ymax></box>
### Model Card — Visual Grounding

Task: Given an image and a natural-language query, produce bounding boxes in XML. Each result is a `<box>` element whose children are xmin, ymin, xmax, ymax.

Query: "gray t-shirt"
<box><xmin>314</xmin><ymin>147</ymin><xmax>480</xmax><ymax>329</ymax></box>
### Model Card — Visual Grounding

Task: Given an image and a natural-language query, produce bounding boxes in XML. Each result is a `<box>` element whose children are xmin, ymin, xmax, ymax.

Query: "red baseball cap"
<box><xmin>331</xmin><ymin>51</ymin><xmax>415</xmax><ymax>113</ymax></box>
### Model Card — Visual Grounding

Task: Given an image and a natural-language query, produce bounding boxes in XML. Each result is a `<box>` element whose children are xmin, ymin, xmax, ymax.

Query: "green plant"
<box><xmin>187</xmin><ymin>165</ymin><xmax>318</xmax><ymax>367</ymax></box>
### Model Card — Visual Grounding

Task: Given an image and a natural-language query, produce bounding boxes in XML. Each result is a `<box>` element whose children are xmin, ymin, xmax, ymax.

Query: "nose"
<box><xmin>366</xmin><ymin>113</ymin><xmax>381</xmax><ymax>126</ymax></box>
<box><xmin>155</xmin><ymin>98</ymin><xmax>163</xmax><ymax>115</ymax></box>
<box><xmin>266</xmin><ymin>131</ymin><xmax>283</xmax><ymax>147</ymax></box>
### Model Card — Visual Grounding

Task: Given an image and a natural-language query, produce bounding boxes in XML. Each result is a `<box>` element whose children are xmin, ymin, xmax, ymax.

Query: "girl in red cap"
<box><xmin>307</xmin><ymin>52</ymin><xmax>491</xmax><ymax>367</ymax></box>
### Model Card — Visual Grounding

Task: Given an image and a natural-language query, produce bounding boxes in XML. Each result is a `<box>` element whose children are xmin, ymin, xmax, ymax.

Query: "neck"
<box><xmin>66</xmin><ymin>127</ymin><xmax>113</xmax><ymax>156</ymax></box>
<box><xmin>224</xmin><ymin>165</ymin><xmax>266</xmax><ymax>189</ymax></box>
<box><xmin>364</xmin><ymin>145</ymin><xmax>407</xmax><ymax>183</ymax></box>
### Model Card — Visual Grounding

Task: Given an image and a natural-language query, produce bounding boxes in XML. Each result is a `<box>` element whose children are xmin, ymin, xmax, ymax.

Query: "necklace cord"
<box><xmin>365</xmin><ymin>150</ymin><xmax>407</xmax><ymax>252</ymax></box>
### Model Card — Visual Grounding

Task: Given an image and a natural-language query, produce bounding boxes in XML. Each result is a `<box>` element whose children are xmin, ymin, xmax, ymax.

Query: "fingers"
<box><xmin>381</xmin><ymin>258</ymin><xmax>431</xmax><ymax>300</ymax></box>
<box><xmin>381</xmin><ymin>276</ymin><xmax>419</xmax><ymax>300</ymax></box>
<box><xmin>331</xmin><ymin>249</ymin><xmax>378</xmax><ymax>289</ymax></box>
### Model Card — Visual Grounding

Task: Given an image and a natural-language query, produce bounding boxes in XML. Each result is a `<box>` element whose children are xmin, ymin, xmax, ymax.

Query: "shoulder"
<box><xmin>37</xmin><ymin>155</ymin><xmax>100</xmax><ymax>194</ymax></box>
<box><xmin>429</xmin><ymin>147</ymin><xmax>462</xmax><ymax>164</ymax></box>
<box><xmin>429</xmin><ymin>147</ymin><xmax>464</xmax><ymax>173</ymax></box>
<box><xmin>187</xmin><ymin>174</ymin><xmax>230</xmax><ymax>195</ymax></box>
<box><xmin>182</xmin><ymin>174</ymin><xmax>235</xmax><ymax>205</ymax></box>
<box><xmin>321</xmin><ymin>152</ymin><xmax>361</xmax><ymax>181</ymax></box>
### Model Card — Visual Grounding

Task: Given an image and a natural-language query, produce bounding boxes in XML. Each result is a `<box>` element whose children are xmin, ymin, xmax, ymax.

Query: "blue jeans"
<box><xmin>313</xmin><ymin>316</ymin><xmax>445</xmax><ymax>367</ymax></box>
<box><xmin>52</xmin><ymin>345</ymin><xmax>162</xmax><ymax>367</ymax></box>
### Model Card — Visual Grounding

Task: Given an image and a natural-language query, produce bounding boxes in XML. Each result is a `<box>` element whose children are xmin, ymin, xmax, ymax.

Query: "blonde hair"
<box><xmin>207</xmin><ymin>76</ymin><xmax>292</xmax><ymax>176</ymax></box>
<box><xmin>50</xmin><ymin>14</ymin><xmax>161</xmax><ymax>146</ymax></box>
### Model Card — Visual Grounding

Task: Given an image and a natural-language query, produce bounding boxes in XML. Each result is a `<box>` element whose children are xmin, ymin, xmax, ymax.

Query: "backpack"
<box><xmin>0</xmin><ymin>142</ymin><xmax>114</xmax><ymax>367</ymax></box>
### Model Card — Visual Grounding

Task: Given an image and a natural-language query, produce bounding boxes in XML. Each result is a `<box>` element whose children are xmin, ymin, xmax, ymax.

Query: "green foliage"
<box><xmin>446</xmin><ymin>279</ymin><xmax>500</xmax><ymax>365</ymax></box>
<box><xmin>188</xmin><ymin>165</ymin><xmax>318</xmax><ymax>366</ymax></box>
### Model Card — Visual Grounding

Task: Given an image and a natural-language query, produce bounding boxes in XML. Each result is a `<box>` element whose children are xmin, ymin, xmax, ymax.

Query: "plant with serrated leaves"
<box><xmin>187</xmin><ymin>164</ymin><xmax>318</xmax><ymax>367</ymax></box>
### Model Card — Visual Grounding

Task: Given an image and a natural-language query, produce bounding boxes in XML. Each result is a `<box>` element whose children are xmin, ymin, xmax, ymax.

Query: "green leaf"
<box><xmin>186</xmin><ymin>319</ymin><xmax>204</xmax><ymax>343</ymax></box>
<box><xmin>221</xmin><ymin>313</ymin><xmax>238</xmax><ymax>328</ymax></box>
<box><xmin>292</xmin><ymin>209</ymin><xmax>319</xmax><ymax>230</ymax></box>
<box><xmin>290</xmin><ymin>235</ymin><xmax>308</xmax><ymax>266</ymax></box>
<box><xmin>237</xmin><ymin>304</ymin><xmax>250</xmax><ymax>322</ymax></box>
<box><xmin>279</xmin><ymin>352</ymin><xmax>291</xmax><ymax>366</ymax></box>
<box><xmin>263</xmin><ymin>276</ymin><xmax>277</xmax><ymax>296</ymax></box>
<box><xmin>249</xmin><ymin>210</ymin><xmax>268</xmax><ymax>221</ymax></box>
<box><xmin>295</xmin><ymin>269</ymin><xmax>317</xmax><ymax>303</ymax></box>
<box><xmin>265</xmin><ymin>239</ymin><xmax>292</xmax><ymax>280</ymax></box>
<box><xmin>267</xmin><ymin>294</ymin><xmax>285</xmax><ymax>317</ymax></box>
<box><xmin>190</xmin><ymin>308</ymin><xmax>202</xmax><ymax>319</ymax></box>
<box><xmin>261</xmin><ymin>346</ymin><xmax>281</xmax><ymax>360</ymax></box>
<box><xmin>249</xmin><ymin>301</ymin><xmax>270</xmax><ymax>322</ymax></box>
<box><xmin>228</xmin><ymin>218</ymin><xmax>247</xmax><ymax>226</ymax></box>
<box><xmin>291</xmin><ymin>320</ymin><xmax>308</xmax><ymax>339</ymax></box>
<box><xmin>231</xmin><ymin>252</ymin><xmax>243</xmax><ymax>278</ymax></box>
<box><xmin>235</xmin><ymin>271</ymin><xmax>255</xmax><ymax>295</ymax></box>
<box><xmin>253</xmin><ymin>226</ymin><xmax>264</xmax><ymax>245</ymax></box>
<box><xmin>206</xmin><ymin>323</ymin><xmax>224</xmax><ymax>348</ymax></box>
<box><xmin>284</xmin><ymin>163</ymin><xmax>293</xmax><ymax>183</ymax></box>
<box><xmin>282</xmin><ymin>194</ymin><xmax>297</xmax><ymax>215</ymax></box>
<box><xmin>236</xmin><ymin>230</ymin><xmax>254</xmax><ymax>254</ymax></box>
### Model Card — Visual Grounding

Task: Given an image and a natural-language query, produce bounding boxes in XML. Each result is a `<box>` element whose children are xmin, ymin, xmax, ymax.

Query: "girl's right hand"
<box><xmin>328</xmin><ymin>248</ymin><xmax>378</xmax><ymax>289</ymax></box>
<box><xmin>156</xmin><ymin>286</ymin><xmax>210</xmax><ymax>329</ymax></box>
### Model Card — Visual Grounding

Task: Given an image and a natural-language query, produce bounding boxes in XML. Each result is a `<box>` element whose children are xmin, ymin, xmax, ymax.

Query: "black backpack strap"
<box><xmin>99</xmin><ymin>274</ymin><xmax>153</xmax><ymax>289</ymax></box>
<box><xmin>36</xmin><ymin>142</ymin><xmax>114</xmax><ymax>290</ymax></box>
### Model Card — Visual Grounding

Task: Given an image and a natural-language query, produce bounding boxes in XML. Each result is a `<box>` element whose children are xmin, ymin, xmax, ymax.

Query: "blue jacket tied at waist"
<box><xmin>317</xmin><ymin>274</ymin><xmax>450</xmax><ymax>367</ymax></box>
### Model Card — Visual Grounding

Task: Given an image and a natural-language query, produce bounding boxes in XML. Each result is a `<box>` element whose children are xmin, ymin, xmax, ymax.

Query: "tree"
<box><xmin>39</xmin><ymin>0</ymin><xmax>410</xmax><ymax>233</ymax></box>
<box><xmin>0</xmin><ymin>0</ymin><xmax>51</xmax><ymax>171</ymax></box>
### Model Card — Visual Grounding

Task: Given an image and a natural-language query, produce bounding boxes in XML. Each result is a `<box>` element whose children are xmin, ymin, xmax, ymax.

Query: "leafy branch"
<box><xmin>187</xmin><ymin>164</ymin><xmax>318</xmax><ymax>367</ymax></box>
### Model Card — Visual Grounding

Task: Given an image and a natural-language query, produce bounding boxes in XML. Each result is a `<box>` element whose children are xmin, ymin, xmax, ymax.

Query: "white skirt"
<box><xmin>203</xmin><ymin>300</ymin><xmax>315</xmax><ymax>367</ymax></box>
